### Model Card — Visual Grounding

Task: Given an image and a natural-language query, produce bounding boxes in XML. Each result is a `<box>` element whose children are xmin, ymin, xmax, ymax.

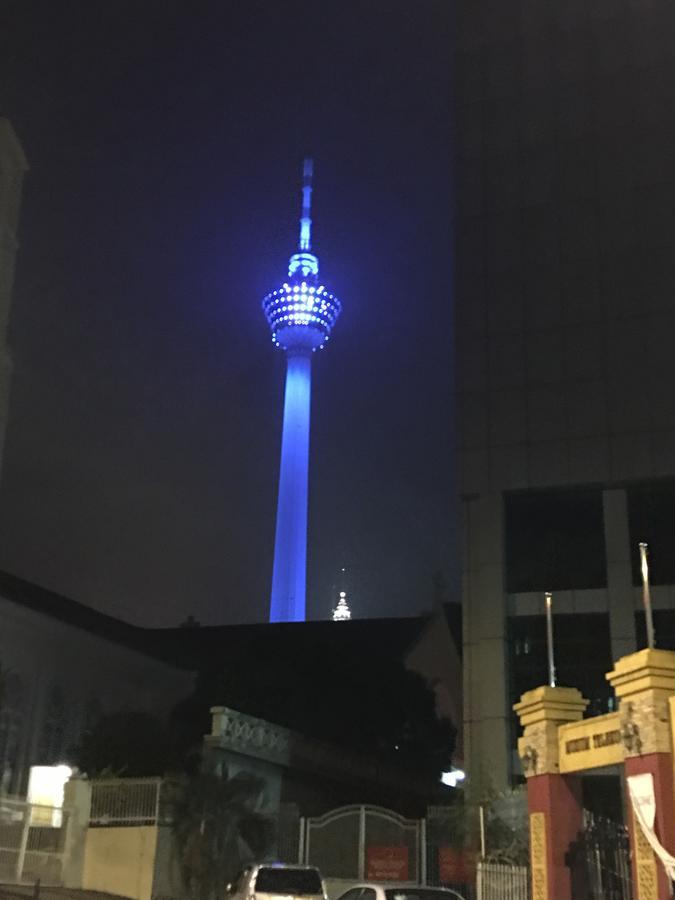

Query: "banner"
<box><xmin>366</xmin><ymin>846</ymin><xmax>409</xmax><ymax>881</ymax></box>
<box><xmin>438</xmin><ymin>847</ymin><xmax>475</xmax><ymax>883</ymax></box>
<box><xmin>627</xmin><ymin>773</ymin><xmax>675</xmax><ymax>881</ymax></box>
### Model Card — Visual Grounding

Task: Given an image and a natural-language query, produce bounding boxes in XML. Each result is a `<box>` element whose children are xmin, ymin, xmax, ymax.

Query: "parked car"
<box><xmin>335</xmin><ymin>885</ymin><xmax>466</xmax><ymax>900</ymax></box>
<box><xmin>228</xmin><ymin>863</ymin><xmax>328</xmax><ymax>900</ymax></box>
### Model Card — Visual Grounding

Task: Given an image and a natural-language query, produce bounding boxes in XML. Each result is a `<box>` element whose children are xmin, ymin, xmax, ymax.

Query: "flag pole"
<box><xmin>639</xmin><ymin>542</ymin><xmax>656</xmax><ymax>649</ymax></box>
<box><xmin>545</xmin><ymin>592</ymin><xmax>556</xmax><ymax>687</ymax></box>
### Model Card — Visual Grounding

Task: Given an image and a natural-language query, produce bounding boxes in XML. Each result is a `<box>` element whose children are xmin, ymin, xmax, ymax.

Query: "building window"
<box><xmin>635</xmin><ymin>610</ymin><xmax>675</xmax><ymax>651</ymax></box>
<box><xmin>628</xmin><ymin>481</ymin><xmax>675</xmax><ymax>585</ymax></box>
<box><xmin>505</xmin><ymin>488</ymin><xmax>606</xmax><ymax>593</ymax></box>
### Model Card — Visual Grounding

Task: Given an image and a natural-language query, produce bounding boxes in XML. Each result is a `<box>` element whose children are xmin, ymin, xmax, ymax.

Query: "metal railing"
<box><xmin>0</xmin><ymin>795</ymin><xmax>69</xmax><ymax>886</ymax></box>
<box><xmin>566</xmin><ymin>811</ymin><xmax>632</xmax><ymax>900</ymax></box>
<box><xmin>89</xmin><ymin>778</ymin><xmax>162</xmax><ymax>826</ymax></box>
<box><xmin>477</xmin><ymin>861</ymin><xmax>529</xmax><ymax>900</ymax></box>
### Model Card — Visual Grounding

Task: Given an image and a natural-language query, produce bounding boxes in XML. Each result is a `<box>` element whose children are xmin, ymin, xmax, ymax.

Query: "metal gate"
<box><xmin>303</xmin><ymin>805</ymin><xmax>423</xmax><ymax>882</ymax></box>
<box><xmin>565</xmin><ymin>811</ymin><xmax>632</xmax><ymax>900</ymax></box>
<box><xmin>0</xmin><ymin>796</ymin><xmax>70</xmax><ymax>885</ymax></box>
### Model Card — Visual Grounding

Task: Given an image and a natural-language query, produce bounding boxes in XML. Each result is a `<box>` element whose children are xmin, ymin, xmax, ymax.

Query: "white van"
<box><xmin>228</xmin><ymin>864</ymin><xmax>328</xmax><ymax>900</ymax></box>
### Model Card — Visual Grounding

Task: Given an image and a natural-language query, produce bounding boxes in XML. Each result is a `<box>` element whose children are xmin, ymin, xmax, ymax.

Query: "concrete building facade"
<box><xmin>453</xmin><ymin>1</ymin><xmax>675</xmax><ymax>789</ymax></box>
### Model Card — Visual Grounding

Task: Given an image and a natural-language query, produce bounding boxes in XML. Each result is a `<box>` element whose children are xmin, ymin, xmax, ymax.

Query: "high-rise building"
<box><xmin>263</xmin><ymin>161</ymin><xmax>341</xmax><ymax>623</ymax></box>
<box><xmin>0</xmin><ymin>120</ymin><xmax>28</xmax><ymax>470</ymax></box>
<box><xmin>453</xmin><ymin>2</ymin><xmax>675</xmax><ymax>790</ymax></box>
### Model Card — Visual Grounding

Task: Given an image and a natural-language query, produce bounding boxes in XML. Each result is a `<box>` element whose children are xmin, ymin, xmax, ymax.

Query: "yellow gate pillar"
<box><xmin>514</xmin><ymin>685</ymin><xmax>588</xmax><ymax>900</ymax></box>
<box><xmin>607</xmin><ymin>648</ymin><xmax>675</xmax><ymax>900</ymax></box>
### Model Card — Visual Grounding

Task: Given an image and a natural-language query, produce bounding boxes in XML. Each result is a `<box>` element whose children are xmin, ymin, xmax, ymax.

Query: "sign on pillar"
<box><xmin>513</xmin><ymin>685</ymin><xmax>588</xmax><ymax>900</ymax></box>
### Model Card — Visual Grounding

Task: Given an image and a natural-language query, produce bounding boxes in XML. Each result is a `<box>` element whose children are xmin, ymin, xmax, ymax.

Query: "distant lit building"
<box><xmin>263</xmin><ymin>160</ymin><xmax>341</xmax><ymax>623</ymax></box>
<box><xmin>454</xmin><ymin>2</ymin><xmax>675</xmax><ymax>790</ymax></box>
<box><xmin>332</xmin><ymin>590</ymin><xmax>351</xmax><ymax>621</ymax></box>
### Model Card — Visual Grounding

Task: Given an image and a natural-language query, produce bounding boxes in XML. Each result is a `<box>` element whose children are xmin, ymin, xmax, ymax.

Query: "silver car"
<box><xmin>228</xmin><ymin>864</ymin><xmax>328</xmax><ymax>900</ymax></box>
<box><xmin>335</xmin><ymin>885</ymin><xmax>466</xmax><ymax>900</ymax></box>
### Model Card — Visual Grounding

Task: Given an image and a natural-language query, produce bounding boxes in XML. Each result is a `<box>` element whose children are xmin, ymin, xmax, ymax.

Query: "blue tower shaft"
<box><xmin>269</xmin><ymin>351</ymin><xmax>312</xmax><ymax>622</ymax></box>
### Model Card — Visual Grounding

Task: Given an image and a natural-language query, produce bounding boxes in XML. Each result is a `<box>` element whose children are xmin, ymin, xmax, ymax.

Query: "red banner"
<box><xmin>438</xmin><ymin>847</ymin><xmax>475</xmax><ymax>883</ymax></box>
<box><xmin>366</xmin><ymin>846</ymin><xmax>409</xmax><ymax>881</ymax></box>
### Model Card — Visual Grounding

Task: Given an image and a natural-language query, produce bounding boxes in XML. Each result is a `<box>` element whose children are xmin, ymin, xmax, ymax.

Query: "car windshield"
<box><xmin>255</xmin><ymin>868</ymin><xmax>323</xmax><ymax>895</ymax></box>
<box><xmin>386</xmin><ymin>891</ymin><xmax>462</xmax><ymax>900</ymax></box>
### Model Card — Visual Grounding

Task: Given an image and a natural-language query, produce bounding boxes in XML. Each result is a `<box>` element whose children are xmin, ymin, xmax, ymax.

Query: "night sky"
<box><xmin>0</xmin><ymin>1</ymin><xmax>454</xmax><ymax>626</ymax></box>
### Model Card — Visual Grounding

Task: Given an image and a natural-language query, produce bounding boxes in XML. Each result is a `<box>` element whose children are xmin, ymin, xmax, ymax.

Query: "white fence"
<box><xmin>477</xmin><ymin>861</ymin><xmax>529</xmax><ymax>900</ymax></box>
<box><xmin>89</xmin><ymin>777</ymin><xmax>162</xmax><ymax>826</ymax></box>
<box><xmin>0</xmin><ymin>795</ymin><xmax>70</xmax><ymax>885</ymax></box>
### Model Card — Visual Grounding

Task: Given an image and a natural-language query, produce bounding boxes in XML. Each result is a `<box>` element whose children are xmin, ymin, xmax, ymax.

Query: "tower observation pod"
<box><xmin>262</xmin><ymin>160</ymin><xmax>342</xmax><ymax>623</ymax></box>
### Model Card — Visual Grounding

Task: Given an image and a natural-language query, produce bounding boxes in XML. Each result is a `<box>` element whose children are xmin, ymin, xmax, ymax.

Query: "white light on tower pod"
<box><xmin>332</xmin><ymin>590</ymin><xmax>351</xmax><ymax>621</ymax></box>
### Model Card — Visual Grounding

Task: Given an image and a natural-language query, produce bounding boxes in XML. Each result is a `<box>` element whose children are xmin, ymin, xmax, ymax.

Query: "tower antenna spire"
<box><xmin>299</xmin><ymin>158</ymin><xmax>313</xmax><ymax>251</ymax></box>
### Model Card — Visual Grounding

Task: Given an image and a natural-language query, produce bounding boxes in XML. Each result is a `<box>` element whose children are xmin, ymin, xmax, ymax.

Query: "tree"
<box><xmin>166</xmin><ymin>766</ymin><xmax>273</xmax><ymax>900</ymax></box>
<box><xmin>72</xmin><ymin>710</ymin><xmax>172</xmax><ymax>777</ymax></box>
<box><xmin>73</xmin><ymin>711</ymin><xmax>273</xmax><ymax>900</ymax></box>
<box><xmin>186</xmin><ymin>660</ymin><xmax>455</xmax><ymax>785</ymax></box>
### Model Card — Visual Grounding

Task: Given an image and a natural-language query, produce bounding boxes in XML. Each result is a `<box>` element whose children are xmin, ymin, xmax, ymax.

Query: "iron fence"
<box><xmin>566</xmin><ymin>811</ymin><xmax>632</xmax><ymax>900</ymax></box>
<box><xmin>0</xmin><ymin>796</ymin><xmax>69</xmax><ymax>886</ymax></box>
<box><xmin>89</xmin><ymin>778</ymin><xmax>162</xmax><ymax>826</ymax></box>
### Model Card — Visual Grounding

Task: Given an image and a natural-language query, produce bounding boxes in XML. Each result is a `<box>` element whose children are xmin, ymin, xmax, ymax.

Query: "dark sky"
<box><xmin>0</xmin><ymin>1</ymin><xmax>455</xmax><ymax>626</ymax></box>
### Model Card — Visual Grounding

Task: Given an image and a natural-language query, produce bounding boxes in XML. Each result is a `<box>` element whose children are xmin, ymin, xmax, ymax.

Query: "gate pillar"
<box><xmin>608</xmin><ymin>648</ymin><xmax>675</xmax><ymax>900</ymax></box>
<box><xmin>514</xmin><ymin>686</ymin><xmax>587</xmax><ymax>900</ymax></box>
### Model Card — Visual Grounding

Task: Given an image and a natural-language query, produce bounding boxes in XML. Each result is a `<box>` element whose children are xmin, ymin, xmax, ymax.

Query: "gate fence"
<box><xmin>0</xmin><ymin>795</ymin><xmax>70</xmax><ymax>886</ymax></box>
<box><xmin>565</xmin><ymin>811</ymin><xmax>632</xmax><ymax>900</ymax></box>
<box><xmin>476</xmin><ymin>861</ymin><xmax>529</xmax><ymax>900</ymax></box>
<box><xmin>89</xmin><ymin>777</ymin><xmax>163</xmax><ymax>826</ymax></box>
<box><xmin>303</xmin><ymin>805</ymin><xmax>422</xmax><ymax>883</ymax></box>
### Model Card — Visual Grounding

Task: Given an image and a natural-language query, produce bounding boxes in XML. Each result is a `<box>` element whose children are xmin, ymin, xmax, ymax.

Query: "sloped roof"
<box><xmin>0</xmin><ymin>570</ymin><xmax>460</xmax><ymax>769</ymax></box>
<box><xmin>0</xmin><ymin>570</ymin><xmax>146</xmax><ymax>652</ymax></box>
<box><xmin>0</xmin><ymin>570</ymin><xmax>462</xmax><ymax>701</ymax></box>
<box><xmin>143</xmin><ymin>614</ymin><xmax>427</xmax><ymax>670</ymax></box>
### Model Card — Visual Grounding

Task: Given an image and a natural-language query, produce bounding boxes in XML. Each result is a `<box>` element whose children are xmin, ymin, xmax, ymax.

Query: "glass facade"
<box><xmin>628</xmin><ymin>480</ymin><xmax>675</xmax><ymax>585</ymax></box>
<box><xmin>505</xmin><ymin>488</ymin><xmax>606</xmax><ymax>593</ymax></box>
<box><xmin>508</xmin><ymin>613</ymin><xmax>614</xmax><ymax>749</ymax></box>
<box><xmin>636</xmin><ymin>609</ymin><xmax>675</xmax><ymax>652</ymax></box>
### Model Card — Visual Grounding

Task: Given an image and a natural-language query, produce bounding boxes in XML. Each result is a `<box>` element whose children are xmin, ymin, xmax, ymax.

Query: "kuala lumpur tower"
<box><xmin>262</xmin><ymin>160</ymin><xmax>342</xmax><ymax>623</ymax></box>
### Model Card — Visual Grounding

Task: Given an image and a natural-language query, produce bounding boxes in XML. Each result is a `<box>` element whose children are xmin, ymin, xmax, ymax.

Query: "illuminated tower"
<box><xmin>263</xmin><ymin>160</ymin><xmax>341</xmax><ymax>623</ymax></box>
<box><xmin>332</xmin><ymin>591</ymin><xmax>352</xmax><ymax>622</ymax></box>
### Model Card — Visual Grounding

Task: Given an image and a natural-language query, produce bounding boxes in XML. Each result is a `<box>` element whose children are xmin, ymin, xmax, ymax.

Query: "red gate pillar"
<box><xmin>514</xmin><ymin>686</ymin><xmax>587</xmax><ymax>900</ymax></box>
<box><xmin>607</xmin><ymin>649</ymin><xmax>675</xmax><ymax>900</ymax></box>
